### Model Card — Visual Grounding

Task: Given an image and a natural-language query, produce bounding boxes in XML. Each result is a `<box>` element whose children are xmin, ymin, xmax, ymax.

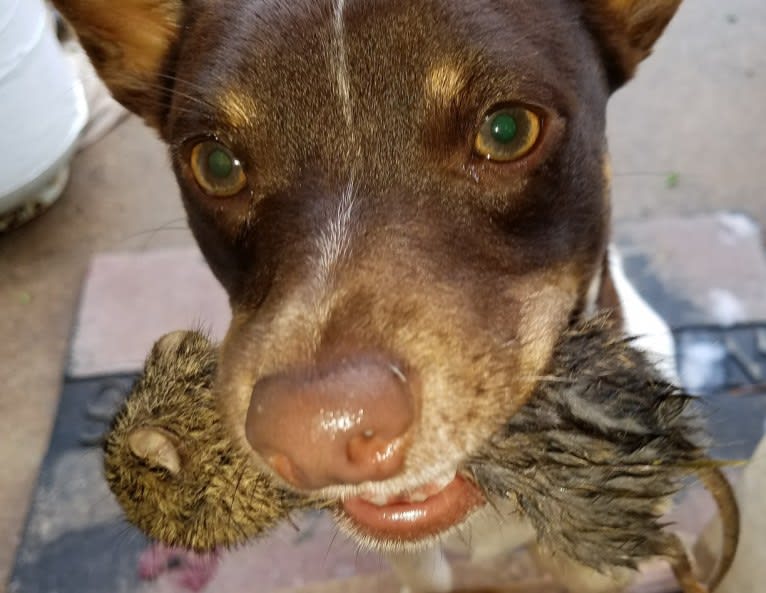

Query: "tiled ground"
<box><xmin>0</xmin><ymin>118</ymin><xmax>194</xmax><ymax>589</ymax></box>
<box><xmin>1</xmin><ymin>0</ymin><xmax>765</xmax><ymax>590</ymax></box>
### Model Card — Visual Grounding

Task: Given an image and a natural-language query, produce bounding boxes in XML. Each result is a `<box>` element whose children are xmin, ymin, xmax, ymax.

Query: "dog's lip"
<box><xmin>340</xmin><ymin>475</ymin><xmax>485</xmax><ymax>541</ymax></box>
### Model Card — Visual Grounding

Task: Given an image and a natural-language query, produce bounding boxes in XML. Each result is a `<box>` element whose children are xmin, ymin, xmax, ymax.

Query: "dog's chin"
<box><xmin>332</xmin><ymin>473</ymin><xmax>486</xmax><ymax>551</ymax></box>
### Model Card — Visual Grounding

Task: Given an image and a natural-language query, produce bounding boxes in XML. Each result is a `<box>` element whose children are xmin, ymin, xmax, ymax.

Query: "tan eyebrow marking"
<box><xmin>217</xmin><ymin>89</ymin><xmax>256</xmax><ymax>129</ymax></box>
<box><xmin>425</xmin><ymin>63</ymin><xmax>466</xmax><ymax>108</ymax></box>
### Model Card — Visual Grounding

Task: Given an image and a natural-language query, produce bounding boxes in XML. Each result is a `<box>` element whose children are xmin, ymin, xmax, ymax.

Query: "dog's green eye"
<box><xmin>190</xmin><ymin>141</ymin><xmax>247</xmax><ymax>197</ymax></box>
<box><xmin>474</xmin><ymin>107</ymin><xmax>541</xmax><ymax>162</ymax></box>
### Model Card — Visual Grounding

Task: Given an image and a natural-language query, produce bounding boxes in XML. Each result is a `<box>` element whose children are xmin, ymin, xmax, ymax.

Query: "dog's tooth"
<box><xmin>409</xmin><ymin>492</ymin><xmax>429</xmax><ymax>503</ymax></box>
<box><xmin>365</xmin><ymin>493</ymin><xmax>389</xmax><ymax>507</ymax></box>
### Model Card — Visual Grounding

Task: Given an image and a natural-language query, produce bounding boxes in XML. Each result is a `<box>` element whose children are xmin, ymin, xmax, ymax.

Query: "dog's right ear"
<box><xmin>581</xmin><ymin>0</ymin><xmax>683</xmax><ymax>90</ymax></box>
<box><xmin>52</xmin><ymin>0</ymin><xmax>185</xmax><ymax>129</ymax></box>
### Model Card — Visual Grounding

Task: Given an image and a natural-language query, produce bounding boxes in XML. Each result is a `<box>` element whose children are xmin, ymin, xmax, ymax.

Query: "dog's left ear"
<box><xmin>52</xmin><ymin>0</ymin><xmax>185</xmax><ymax>128</ymax></box>
<box><xmin>581</xmin><ymin>0</ymin><xmax>682</xmax><ymax>90</ymax></box>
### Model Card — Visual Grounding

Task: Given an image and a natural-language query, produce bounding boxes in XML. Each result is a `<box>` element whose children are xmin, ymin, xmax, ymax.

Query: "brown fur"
<box><xmin>55</xmin><ymin>0</ymin><xmax>711</xmax><ymax>589</ymax></box>
<box><xmin>53</xmin><ymin>1</ymin><xmax>689</xmax><ymax>505</ymax></box>
<box><xmin>104</xmin><ymin>321</ymin><xmax>738</xmax><ymax>592</ymax></box>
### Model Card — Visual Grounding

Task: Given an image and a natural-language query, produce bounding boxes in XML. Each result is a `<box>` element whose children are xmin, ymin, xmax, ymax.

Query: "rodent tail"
<box><xmin>699</xmin><ymin>466</ymin><xmax>740</xmax><ymax>591</ymax></box>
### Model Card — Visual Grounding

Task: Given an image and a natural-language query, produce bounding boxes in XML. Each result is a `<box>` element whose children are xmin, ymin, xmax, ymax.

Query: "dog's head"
<box><xmin>59</xmin><ymin>0</ymin><xmax>681</xmax><ymax>548</ymax></box>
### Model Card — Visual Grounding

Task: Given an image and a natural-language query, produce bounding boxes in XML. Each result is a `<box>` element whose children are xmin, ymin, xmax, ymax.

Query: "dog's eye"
<box><xmin>190</xmin><ymin>141</ymin><xmax>247</xmax><ymax>197</ymax></box>
<box><xmin>474</xmin><ymin>107</ymin><xmax>541</xmax><ymax>162</ymax></box>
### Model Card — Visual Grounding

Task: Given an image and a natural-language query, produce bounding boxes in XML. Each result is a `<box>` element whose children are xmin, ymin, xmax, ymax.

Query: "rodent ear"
<box><xmin>51</xmin><ymin>0</ymin><xmax>185</xmax><ymax>128</ymax></box>
<box><xmin>128</xmin><ymin>428</ymin><xmax>182</xmax><ymax>475</ymax></box>
<box><xmin>155</xmin><ymin>330</ymin><xmax>192</xmax><ymax>355</ymax></box>
<box><xmin>581</xmin><ymin>0</ymin><xmax>682</xmax><ymax>90</ymax></box>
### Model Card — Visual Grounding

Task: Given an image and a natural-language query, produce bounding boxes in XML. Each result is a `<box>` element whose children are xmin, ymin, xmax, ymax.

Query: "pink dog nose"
<box><xmin>245</xmin><ymin>355</ymin><xmax>415</xmax><ymax>490</ymax></box>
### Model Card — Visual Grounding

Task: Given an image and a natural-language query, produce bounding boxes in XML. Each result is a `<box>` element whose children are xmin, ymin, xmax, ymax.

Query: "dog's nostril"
<box><xmin>346</xmin><ymin>432</ymin><xmax>404</xmax><ymax>466</ymax></box>
<box><xmin>267</xmin><ymin>453</ymin><xmax>304</xmax><ymax>487</ymax></box>
<box><xmin>245</xmin><ymin>355</ymin><xmax>415</xmax><ymax>490</ymax></box>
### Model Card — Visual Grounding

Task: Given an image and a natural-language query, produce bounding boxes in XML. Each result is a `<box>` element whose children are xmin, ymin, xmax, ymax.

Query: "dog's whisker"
<box><xmin>154</xmin><ymin>72</ymin><xmax>225</xmax><ymax>96</ymax></box>
<box><xmin>325</xmin><ymin>523</ymin><xmax>341</xmax><ymax>565</ymax></box>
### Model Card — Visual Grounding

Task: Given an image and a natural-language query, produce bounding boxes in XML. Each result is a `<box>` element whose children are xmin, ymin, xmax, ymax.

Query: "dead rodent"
<box><xmin>103</xmin><ymin>320</ymin><xmax>739</xmax><ymax>591</ymax></box>
<box><xmin>467</xmin><ymin>321</ymin><xmax>739</xmax><ymax>592</ymax></box>
<box><xmin>103</xmin><ymin>331</ymin><xmax>322</xmax><ymax>551</ymax></box>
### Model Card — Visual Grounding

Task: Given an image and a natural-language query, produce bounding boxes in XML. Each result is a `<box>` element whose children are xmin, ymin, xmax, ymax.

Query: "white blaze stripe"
<box><xmin>333</xmin><ymin>0</ymin><xmax>353</xmax><ymax>128</ymax></box>
<box><xmin>317</xmin><ymin>0</ymin><xmax>357</xmax><ymax>284</ymax></box>
<box><xmin>314</xmin><ymin>0</ymin><xmax>357</xmax><ymax>297</ymax></box>
<box><xmin>317</xmin><ymin>180</ymin><xmax>356</xmax><ymax>282</ymax></box>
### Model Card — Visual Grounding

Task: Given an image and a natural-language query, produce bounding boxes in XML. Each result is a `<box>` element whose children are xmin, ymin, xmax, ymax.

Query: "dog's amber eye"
<box><xmin>190</xmin><ymin>141</ymin><xmax>247</xmax><ymax>197</ymax></box>
<box><xmin>474</xmin><ymin>107</ymin><xmax>541</xmax><ymax>162</ymax></box>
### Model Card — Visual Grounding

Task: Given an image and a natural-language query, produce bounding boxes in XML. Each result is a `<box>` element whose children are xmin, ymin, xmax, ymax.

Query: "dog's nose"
<box><xmin>245</xmin><ymin>355</ymin><xmax>414</xmax><ymax>490</ymax></box>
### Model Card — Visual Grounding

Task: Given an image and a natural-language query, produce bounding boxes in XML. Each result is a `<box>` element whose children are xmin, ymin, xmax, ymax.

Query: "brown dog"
<box><xmin>54</xmin><ymin>1</ymin><xmax>684</xmax><ymax>591</ymax></box>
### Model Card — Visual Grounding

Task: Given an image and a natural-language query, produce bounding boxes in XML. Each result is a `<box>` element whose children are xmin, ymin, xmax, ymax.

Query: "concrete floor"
<box><xmin>608</xmin><ymin>0</ymin><xmax>766</xmax><ymax>227</ymax></box>
<box><xmin>0</xmin><ymin>0</ymin><xmax>764</xmax><ymax>590</ymax></box>
<box><xmin>0</xmin><ymin>120</ymin><xmax>193</xmax><ymax>589</ymax></box>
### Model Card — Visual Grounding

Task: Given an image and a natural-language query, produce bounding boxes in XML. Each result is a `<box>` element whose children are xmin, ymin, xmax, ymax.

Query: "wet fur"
<box><xmin>104</xmin><ymin>320</ymin><xmax>738</xmax><ymax>589</ymax></box>
<box><xmin>467</xmin><ymin>321</ymin><xmax>739</xmax><ymax>589</ymax></box>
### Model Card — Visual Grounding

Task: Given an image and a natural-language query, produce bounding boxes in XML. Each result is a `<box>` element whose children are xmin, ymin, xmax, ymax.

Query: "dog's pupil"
<box><xmin>207</xmin><ymin>148</ymin><xmax>233</xmax><ymax>179</ymax></box>
<box><xmin>490</xmin><ymin>113</ymin><xmax>518</xmax><ymax>145</ymax></box>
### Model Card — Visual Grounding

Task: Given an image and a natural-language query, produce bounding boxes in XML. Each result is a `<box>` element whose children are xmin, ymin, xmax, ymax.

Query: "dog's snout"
<box><xmin>245</xmin><ymin>355</ymin><xmax>415</xmax><ymax>490</ymax></box>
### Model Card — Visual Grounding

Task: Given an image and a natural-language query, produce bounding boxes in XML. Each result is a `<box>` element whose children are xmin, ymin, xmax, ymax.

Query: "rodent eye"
<box><xmin>474</xmin><ymin>106</ymin><xmax>542</xmax><ymax>162</ymax></box>
<box><xmin>190</xmin><ymin>141</ymin><xmax>247</xmax><ymax>197</ymax></box>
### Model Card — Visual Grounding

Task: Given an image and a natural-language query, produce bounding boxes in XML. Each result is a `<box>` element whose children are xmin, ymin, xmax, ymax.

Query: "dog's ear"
<box><xmin>53</xmin><ymin>0</ymin><xmax>185</xmax><ymax>128</ymax></box>
<box><xmin>581</xmin><ymin>0</ymin><xmax>682</xmax><ymax>90</ymax></box>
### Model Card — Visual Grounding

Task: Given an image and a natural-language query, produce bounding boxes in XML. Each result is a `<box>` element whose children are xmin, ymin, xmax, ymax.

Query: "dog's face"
<box><xmin>58</xmin><ymin>0</ymin><xmax>681</xmax><ymax>548</ymax></box>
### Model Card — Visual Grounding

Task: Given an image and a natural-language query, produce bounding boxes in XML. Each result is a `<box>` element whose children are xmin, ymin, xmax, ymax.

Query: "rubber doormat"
<box><xmin>675</xmin><ymin>324</ymin><xmax>766</xmax><ymax>461</ymax></box>
<box><xmin>8</xmin><ymin>374</ymin><xmax>145</xmax><ymax>593</ymax></box>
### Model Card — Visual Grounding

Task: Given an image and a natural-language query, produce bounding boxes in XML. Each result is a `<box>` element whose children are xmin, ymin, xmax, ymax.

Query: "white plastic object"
<box><xmin>0</xmin><ymin>0</ymin><xmax>87</xmax><ymax>226</ymax></box>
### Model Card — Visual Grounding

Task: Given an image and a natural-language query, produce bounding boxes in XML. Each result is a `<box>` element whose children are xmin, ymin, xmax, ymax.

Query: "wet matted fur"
<box><xmin>469</xmin><ymin>321</ymin><xmax>707</xmax><ymax>570</ymax></box>
<box><xmin>103</xmin><ymin>320</ymin><xmax>738</xmax><ymax>588</ymax></box>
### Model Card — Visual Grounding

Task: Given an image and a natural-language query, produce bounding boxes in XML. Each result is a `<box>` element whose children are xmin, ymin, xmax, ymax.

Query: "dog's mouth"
<box><xmin>339</xmin><ymin>473</ymin><xmax>485</xmax><ymax>542</ymax></box>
